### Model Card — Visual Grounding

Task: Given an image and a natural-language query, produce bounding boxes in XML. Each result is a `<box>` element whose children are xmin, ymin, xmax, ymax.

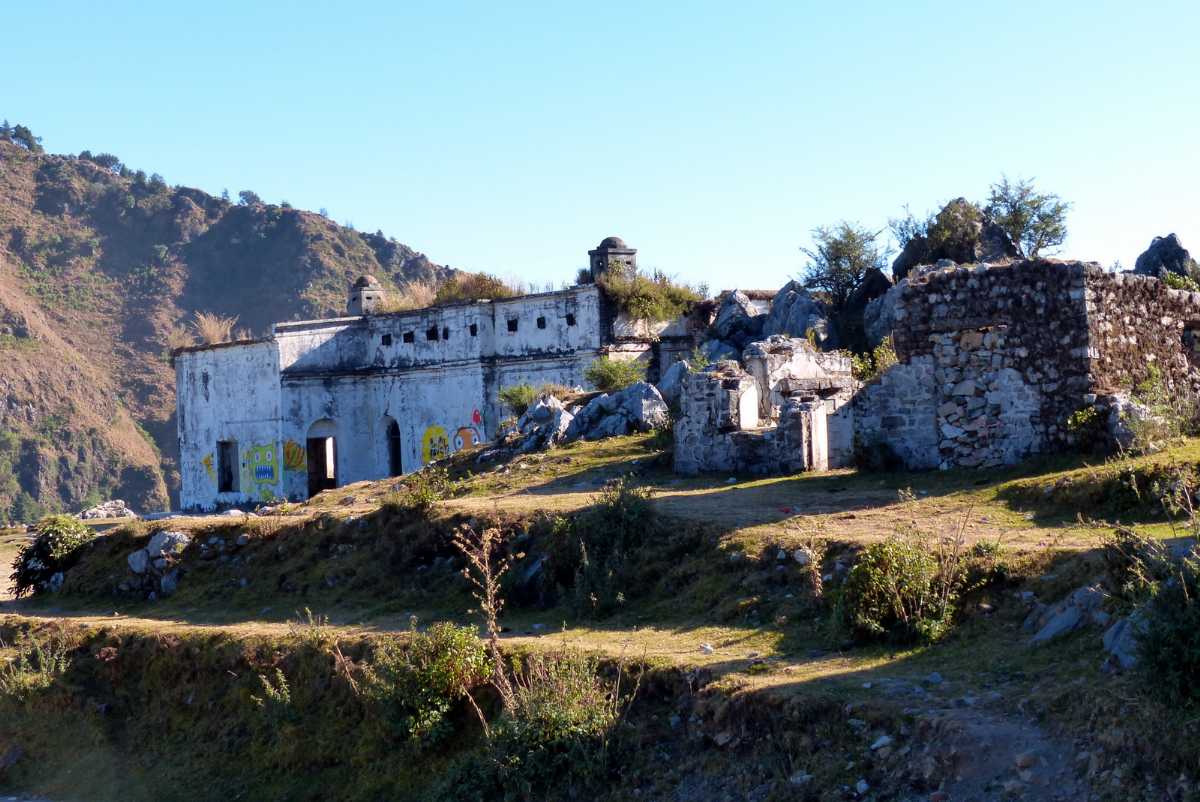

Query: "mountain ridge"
<box><xmin>0</xmin><ymin>132</ymin><xmax>454</xmax><ymax>522</ymax></box>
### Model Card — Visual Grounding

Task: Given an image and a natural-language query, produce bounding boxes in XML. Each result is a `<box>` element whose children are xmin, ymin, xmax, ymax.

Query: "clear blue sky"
<box><xmin>4</xmin><ymin>0</ymin><xmax>1198</xmax><ymax>291</ymax></box>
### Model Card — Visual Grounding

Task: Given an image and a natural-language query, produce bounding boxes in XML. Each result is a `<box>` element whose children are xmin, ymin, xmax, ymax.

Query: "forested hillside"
<box><xmin>0</xmin><ymin>124</ymin><xmax>452</xmax><ymax>521</ymax></box>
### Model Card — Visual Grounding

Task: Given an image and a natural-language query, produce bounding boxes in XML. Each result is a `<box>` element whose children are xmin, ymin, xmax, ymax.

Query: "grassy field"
<box><xmin>2</xmin><ymin>435</ymin><xmax>1199</xmax><ymax>801</ymax></box>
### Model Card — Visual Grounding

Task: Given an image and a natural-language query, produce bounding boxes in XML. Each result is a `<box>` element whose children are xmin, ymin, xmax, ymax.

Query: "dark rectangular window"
<box><xmin>469</xmin><ymin>323</ymin><xmax>478</xmax><ymax>337</ymax></box>
<box><xmin>507</xmin><ymin>318</ymin><xmax>518</xmax><ymax>333</ymax></box>
<box><xmin>442</xmin><ymin>326</ymin><xmax>450</xmax><ymax>340</ymax></box>
<box><xmin>536</xmin><ymin>316</ymin><xmax>547</xmax><ymax>329</ymax></box>
<box><xmin>402</xmin><ymin>331</ymin><xmax>414</xmax><ymax>344</ymax></box>
<box><xmin>217</xmin><ymin>440</ymin><xmax>239</xmax><ymax>493</ymax></box>
<box><xmin>426</xmin><ymin>327</ymin><xmax>439</xmax><ymax>341</ymax></box>
<box><xmin>381</xmin><ymin>334</ymin><xmax>393</xmax><ymax>346</ymax></box>
<box><xmin>565</xmin><ymin>313</ymin><xmax>577</xmax><ymax>326</ymax></box>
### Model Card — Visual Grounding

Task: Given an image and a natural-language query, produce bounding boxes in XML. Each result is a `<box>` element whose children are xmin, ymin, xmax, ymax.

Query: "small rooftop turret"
<box><xmin>588</xmin><ymin>235</ymin><xmax>637</xmax><ymax>280</ymax></box>
<box><xmin>349</xmin><ymin>274</ymin><xmax>385</xmax><ymax>315</ymax></box>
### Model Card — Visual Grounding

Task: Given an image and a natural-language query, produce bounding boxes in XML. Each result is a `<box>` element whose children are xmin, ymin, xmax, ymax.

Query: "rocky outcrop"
<box><xmin>761</xmin><ymin>281</ymin><xmax>835</xmax><ymax>347</ymax></box>
<box><xmin>891</xmin><ymin>198</ymin><xmax>1020</xmax><ymax>280</ymax></box>
<box><xmin>656</xmin><ymin>359</ymin><xmax>690</xmax><ymax>408</ymax></box>
<box><xmin>512</xmin><ymin>382</ymin><xmax>670</xmax><ymax>453</ymax></box>
<box><xmin>1133</xmin><ymin>233</ymin><xmax>1195</xmax><ymax>279</ymax></box>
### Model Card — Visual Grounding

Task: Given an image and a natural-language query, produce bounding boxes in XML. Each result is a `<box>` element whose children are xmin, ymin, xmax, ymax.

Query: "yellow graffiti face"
<box><xmin>282</xmin><ymin>440</ymin><xmax>306</xmax><ymax>471</ymax></box>
<box><xmin>201</xmin><ymin>453</ymin><xmax>215</xmax><ymax>482</ymax></box>
<box><xmin>244</xmin><ymin>444</ymin><xmax>278</xmax><ymax>487</ymax></box>
<box><xmin>421</xmin><ymin>425</ymin><xmax>450</xmax><ymax>464</ymax></box>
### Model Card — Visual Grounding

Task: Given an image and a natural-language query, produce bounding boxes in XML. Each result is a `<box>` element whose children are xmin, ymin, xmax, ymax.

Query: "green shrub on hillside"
<box><xmin>9</xmin><ymin>514</ymin><xmax>94</xmax><ymax>597</ymax></box>
<box><xmin>491</xmin><ymin>647</ymin><xmax>623</xmax><ymax>795</ymax></box>
<box><xmin>1136</xmin><ymin>554</ymin><xmax>1200</xmax><ymax>707</ymax></box>
<box><xmin>546</xmin><ymin>478</ymin><xmax>656</xmax><ymax>617</ymax></box>
<box><xmin>499</xmin><ymin>384</ymin><xmax>537</xmax><ymax>417</ymax></box>
<box><xmin>384</xmin><ymin>467</ymin><xmax>458</xmax><ymax>517</ymax></box>
<box><xmin>0</xmin><ymin>631</ymin><xmax>72</xmax><ymax>699</ymax></box>
<box><xmin>834</xmin><ymin>537</ymin><xmax>956</xmax><ymax>643</ymax></box>
<box><xmin>362</xmin><ymin>621</ymin><xmax>492</xmax><ymax>747</ymax></box>
<box><xmin>584</xmin><ymin>357</ymin><xmax>644</xmax><ymax>393</ymax></box>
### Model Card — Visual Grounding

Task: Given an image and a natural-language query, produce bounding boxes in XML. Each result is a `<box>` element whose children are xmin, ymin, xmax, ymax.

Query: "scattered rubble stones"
<box><xmin>78</xmin><ymin>499</ymin><xmax>139</xmax><ymax>520</ymax></box>
<box><xmin>124</xmin><ymin>530</ymin><xmax>192</xmax><ymax>599</ymax></box>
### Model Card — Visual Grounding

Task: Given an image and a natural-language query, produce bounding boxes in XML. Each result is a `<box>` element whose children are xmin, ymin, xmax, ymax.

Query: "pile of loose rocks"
<box><xmin>78</xmin><ymin>499</ymin><xmax>139</xmax><ymax>520</ymax></box>
<box><xmin>507</xmin><ymin>381</ymin><xmax>671</xmax><ymax>454</ymax></box>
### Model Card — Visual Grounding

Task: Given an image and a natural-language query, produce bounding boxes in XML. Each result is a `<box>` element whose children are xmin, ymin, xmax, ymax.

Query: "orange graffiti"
<box><xmin>283</xmin><ymin>440</ymin><xmax>306</xmax><ymax>471</ymax></box>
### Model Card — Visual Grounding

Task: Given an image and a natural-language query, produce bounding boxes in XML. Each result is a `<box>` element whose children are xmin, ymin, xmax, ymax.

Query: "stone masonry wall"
<box><xmin>1085</xmin><ymin>269</ymin><xmax>1200</xmax><ymax>395</ymax></box>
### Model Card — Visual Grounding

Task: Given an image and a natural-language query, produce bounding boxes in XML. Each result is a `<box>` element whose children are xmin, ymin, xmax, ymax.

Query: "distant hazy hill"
<box><xmin>0</xmin><ymin>131</ymin><xmax>452</xmax><ymax>521</ymax></box>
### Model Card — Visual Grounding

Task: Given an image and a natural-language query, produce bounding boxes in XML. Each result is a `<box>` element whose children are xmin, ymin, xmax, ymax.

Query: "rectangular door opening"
<box><xmin>306</xmin><ymin>436</ymin><xmax>337</xmax><ymax>497</ymax></box>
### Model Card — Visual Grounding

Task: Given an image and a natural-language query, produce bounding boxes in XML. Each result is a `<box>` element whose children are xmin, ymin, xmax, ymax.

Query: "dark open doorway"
<box><xmin>386</xmin><ymin>418</ymin><xmax>403</xmax><ymax>476</ymax></box>
<box><xmin>306</xmin><ymin>422</ymin><xmax>337</xmax><ymax>497</ymax></box>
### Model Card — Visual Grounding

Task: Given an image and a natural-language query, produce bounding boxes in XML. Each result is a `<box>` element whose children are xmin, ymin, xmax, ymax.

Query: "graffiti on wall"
<box><xmin>283</xmin><ymin>440</ymin><xmax>306</xmax><ymax>471</ymax></box>
<box><xmin>421</xmin><ymin>425</ymin><xmax>450</xmax><ymax>464</ymax></box>
<box><xmin>423</xmin><ymin>411</ymin><xmax>485</xmax><ymax>464</ymax></box>
<box><xmin>201</xmin><ymin>453</ymin><xmax>215</xmax><ymax>483</ymax></box>
<box><xmin>243</xmin><ymin>444</ymin><xmax>278</xmax><ymax>499</ymax></box>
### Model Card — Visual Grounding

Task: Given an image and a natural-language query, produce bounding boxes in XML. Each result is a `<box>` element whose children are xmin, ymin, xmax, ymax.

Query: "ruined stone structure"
<box><xmin>174</xmin><ymin>237</ymin><xmax>698</xmax><ymax>511</ymax></box>
<box><xmin>849</xmin><ymin>260</ymin><xmax>1200</xmax><ymax>470</ymax></box>
<box><xmin>674</xmin><ymin>337</ymin><xmax>854</xmax><ymax>474</ymax></box>
<box><xmin>675</xmin><ymin>259</ymin><xmax>1200</xmax><ymax>476</ymax></box>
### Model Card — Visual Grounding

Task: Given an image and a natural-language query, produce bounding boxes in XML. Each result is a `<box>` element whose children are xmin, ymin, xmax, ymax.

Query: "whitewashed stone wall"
<box><xmin>177</xmin><ymin>285</ymin><xmax>613</xmax><ymax>510</ymax></box>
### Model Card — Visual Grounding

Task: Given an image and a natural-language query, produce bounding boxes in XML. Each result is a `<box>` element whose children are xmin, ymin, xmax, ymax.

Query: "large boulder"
<box><xmin>1133</xmin><ymin>233</ymin><xmax>1195</xmax><ymax>279</ymax></box>
<box><xmin>656</xmin><ymin>359</ymin><xmax>690</xmax><ymax>407</ymax></box>
<box><xmin>562</xmin><ymin>382</ymin><xmax>669</xmax><ymax>442</ymax></box>
<box><xmin>616</xmin><ymin>381</ymin><xmax>670</xmax><ymax>431</ymax></box>
<box><xmin>712</xmin><ymin>290</ymin><xmax>765</xmax><ymax>348</ymax></box>
<box><xmin>761</xmin><ymin>281</ymin><xmax>835</xmax><ymax>347</ymax></box>
<box><xmin>700</xmin><ymin>339</ymin><xmax>740</xmax><ymax>363</ymax></box>
<box><xmin>863</xmin><ymin>281</ymin><xmax>904</xmax><ymax>348</ymax></box>
<box><xmin>146</xmin><ymin>530</ymin><xmax>191</xmax><ymax>559</ymax></box>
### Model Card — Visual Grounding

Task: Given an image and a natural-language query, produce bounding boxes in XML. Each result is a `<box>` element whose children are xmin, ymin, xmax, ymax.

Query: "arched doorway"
<box><xmin>384</xmin><ymin>416</ymin><xmax>403</xmax><ymax>476</ymax></box>
<box><xmin>306</xmin><ymin>419</ymin><xmax>338</xmax><ymax>497</ymax></box>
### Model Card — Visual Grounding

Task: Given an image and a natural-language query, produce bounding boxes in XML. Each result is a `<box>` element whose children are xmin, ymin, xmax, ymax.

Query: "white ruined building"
<box><xmin>174</xmin><ymin>237</ymin><xmax>696</xmax><ymax>511</ymax></box>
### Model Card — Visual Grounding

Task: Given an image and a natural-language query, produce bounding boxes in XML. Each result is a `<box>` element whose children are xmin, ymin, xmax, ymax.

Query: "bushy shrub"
<box><xmin>1102</xmin><ymin>526</ymin><xmax>1173</xmax><ymax>612</ymax></box>
<box><xmin>595</xmin><ymin>267</ymin><xmax>701</xmax><ymax>321</ymax></box>
<box><xmin>834</xmin><ymin>537</ymin><xmax>956</xmax><ymax>643</ymax></box>
<box><xmin>492</xmin><ymin>647</ymin><xmax>622</xmax><ymax>795</ymax></box>
<box><xmin>385</xmin><ymin>467</ymin><xmax>458</xmax><ymax>517</ymax></box>
<box><xmin>499</xmin><ymin>384</ymin><xmax>537</xmax><ymax>417</ymax></box>
<box><xmin>362</xmin><ymin>621</ymin><xmax>492</xmax><ymax>747</ymax></box>
<box><xmin>833</xmin><ymin>495</ymin><xmax>969</xmax><ymax>644</ymax></box>
<box><xmin>1164</xmin><ymin>271</ymin><xmax>1200</xmax><ymax>292</ymax></box>
<box><xmin>548</xmin><ymin>479</ymin><xmax>656</xmax><ymax>616</ymax></box>
<box><xmin>850</xmin><ymin>336</ymin><xmax>898</xmax><ymax>382</ymax></box>
<box><xmin>0</xmin><ymin>631</ymin><xmax>72</xmax><ymax>698</ymax></box>
<box><xmin>434</xmin><ymin>272</ymin><xmax>522</xmax><ymax>304</ymax></box>
<box><xmin>584</xmin><ymin>357</ymin><xmax>644</xmax><ymax>392</ymax></box>
<box><xmin>9</xmin><ymin>514</ymin><xmax>94</xmax><ymax>597</ymax></box>
<box><xmin>1135</xmin><ymin>553</ymin><xmax>1200</xmax><ymax>706</ymax></box>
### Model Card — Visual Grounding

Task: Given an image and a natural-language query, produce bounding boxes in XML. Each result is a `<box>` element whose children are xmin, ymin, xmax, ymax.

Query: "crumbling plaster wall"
<box><xmin>176</xmin><ymin>341</ymin><xmax>282</xmax><ymax>510</ymax></box>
